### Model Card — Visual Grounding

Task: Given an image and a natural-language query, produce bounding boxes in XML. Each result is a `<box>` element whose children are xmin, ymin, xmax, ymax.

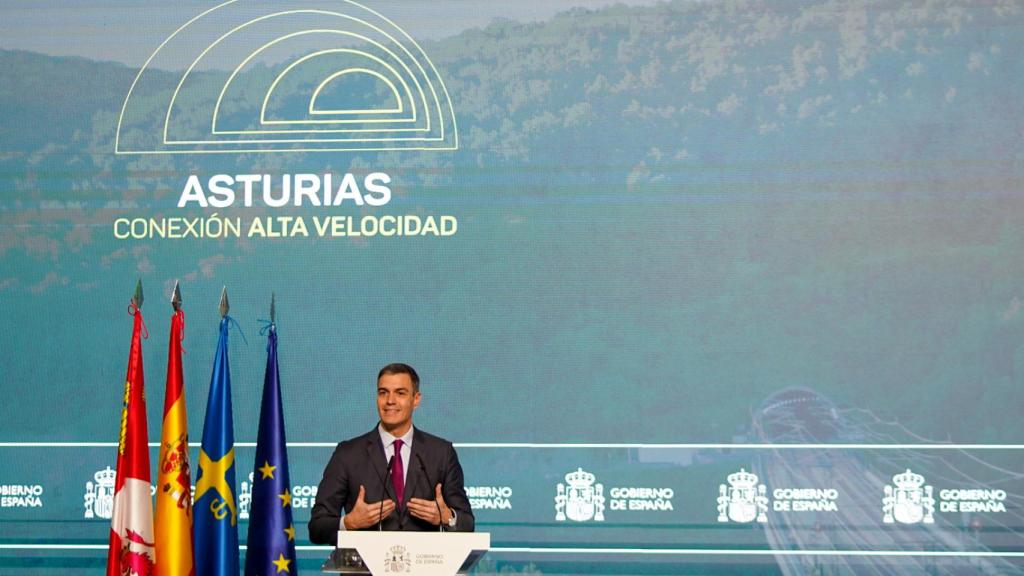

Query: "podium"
<box><xmin>322</xmin><ymin>531</ymin><xmax>490</xmax><ymax>575</ymax></box>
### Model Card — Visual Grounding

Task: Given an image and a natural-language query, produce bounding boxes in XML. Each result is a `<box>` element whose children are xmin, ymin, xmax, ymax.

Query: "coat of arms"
<box><xmin>384</xmin><ymin>545</ymin><xmax>411</xmax><ymax>573</ymax></box>
<box><xmin>238</xmin><ymin>472</ymin><xmax>254</xmax><ymax>521</ymax></box>
<box><xmin>717</xmin><ymin>468</ymin><xmax>768</xmax><ymax>523</ymax></box>
<box><xmin>883</xmin><ymin>469</ymin><xmax>934</xmax><ymax>524</ymax></box>
<box><xmin>555</xmin><ymin>467</ymin><xmax>605</xmax><ymax>522</ymax></box>
<box><xmin>159</xmin><ymin>433</ymin><xmax>192</xmax><ymax>513</ymax></box>
<box><xmin>84</xmin><ymin>466</ymin><xmax>116</xmax><ymax>519</ymax></box>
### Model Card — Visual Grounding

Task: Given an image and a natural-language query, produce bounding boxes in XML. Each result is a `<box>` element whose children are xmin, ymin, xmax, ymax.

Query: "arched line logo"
<box><xmin>115</xmin><ymin>0</ymin><xmax>457</xmax><ymax>154</ymax></box>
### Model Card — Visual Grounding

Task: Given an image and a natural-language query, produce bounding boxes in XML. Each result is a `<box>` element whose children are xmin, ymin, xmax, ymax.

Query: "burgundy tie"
<box><xmin>391</xmin><ymin>439</ymin><xmax>405</xmax><ymax>508</ymax></box>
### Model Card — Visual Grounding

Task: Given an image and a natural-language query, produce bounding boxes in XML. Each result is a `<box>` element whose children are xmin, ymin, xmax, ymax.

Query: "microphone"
<box><xmin>379</xmin><ymin>455</ymin><xmax>394</xmax><ymax>532</ymax></box>
<box><xmin>416</xmin><ymin>453</ymin><xmax>444</xmax><ymax>532</ymax></box>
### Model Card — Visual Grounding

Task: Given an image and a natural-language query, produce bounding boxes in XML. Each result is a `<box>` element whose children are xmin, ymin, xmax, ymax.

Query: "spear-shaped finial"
<box><xmin>270</xmin><ymin>292</ymin><xmax>276</xmax><ymax>324</ymax></box>
<box><xmin>219</xmin><ymin>286</ymin><xmax>229</xmax><ymax>317</ymax></box>
<box><xmin>171</xmin><ymin>280</ymin><xmax>182</xmax><ymax>311</ymax></box>
<box><xmin>132</xmin><ymin>278</ymin><xmax>144</xmax><ymax>309</ymax></box>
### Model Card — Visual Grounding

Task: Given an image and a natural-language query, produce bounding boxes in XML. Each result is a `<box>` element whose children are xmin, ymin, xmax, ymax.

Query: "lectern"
<box><xmin>322</xmin><ymin>532</ymin><xmax>490</xmax><ymax>575</ymax></box>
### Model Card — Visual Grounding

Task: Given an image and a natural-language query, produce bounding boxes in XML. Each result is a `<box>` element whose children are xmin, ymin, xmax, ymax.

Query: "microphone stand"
<box><xmin>379</xmin><ymin>455</ymin><xmax>394</xmax><ymax>532</ymax></box>
<box><xmin>416</xmin><ymin>453</ymin><xmax>444</xmax><ymax>532</ymax></box>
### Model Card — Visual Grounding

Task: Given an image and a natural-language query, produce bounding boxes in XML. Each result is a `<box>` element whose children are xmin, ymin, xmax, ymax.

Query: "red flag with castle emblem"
<box><xmin>107</xmin><ymin>285</ymin><xmax>156</xmax><ymax>576</ymax></box>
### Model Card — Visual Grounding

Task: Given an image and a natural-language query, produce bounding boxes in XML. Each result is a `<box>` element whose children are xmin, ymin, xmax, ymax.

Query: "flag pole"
<box><xmin>133</xmin><ymin>277</ymin><xmax>144</xmax><ymax>309</ymax></box>
<box><xmin>219</xmin><ymin>286</ymin><xmax>229</xmax><ymax>318</ymax></box>
<box><xmin>171</xmin><ymin>280</ymin><xmax>181</xmax><ymax>311</ymax></box>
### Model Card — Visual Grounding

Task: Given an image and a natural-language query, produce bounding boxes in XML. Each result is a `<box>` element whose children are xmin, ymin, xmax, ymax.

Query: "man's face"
<box><xmin>376</xmin><ymin>372</ymin><xmax>421</xmax><ymax>434</ymax></box>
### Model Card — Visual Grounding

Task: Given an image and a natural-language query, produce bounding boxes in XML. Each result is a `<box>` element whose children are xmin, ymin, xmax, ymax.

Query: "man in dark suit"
<box><xmin>309</xmin><ymin>363</ymin><xmax>474</xmax><ymax>545</ymax></box>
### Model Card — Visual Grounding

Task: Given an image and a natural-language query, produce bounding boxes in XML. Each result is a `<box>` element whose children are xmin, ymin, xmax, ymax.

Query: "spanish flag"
<box><xmin>155</xmin><ymin>293</ymin><xmax>194</xmax><ymax>576</ymax></box>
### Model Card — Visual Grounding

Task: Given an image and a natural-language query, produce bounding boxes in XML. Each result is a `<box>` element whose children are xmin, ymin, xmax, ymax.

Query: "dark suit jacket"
<box><xmin>308</xmin><ymin>426</ymin><xmax>475</xmax><ymax>545</ymax></box>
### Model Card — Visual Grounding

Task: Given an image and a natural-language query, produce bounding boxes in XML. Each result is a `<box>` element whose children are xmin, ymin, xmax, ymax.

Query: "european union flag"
<box><xmin>245</xmin><ymin>323</ymin><xmax>298</xmax><ymax>576</ymax></box>
<box><xmin>194</xmin><ymin>317</ymin><xmax>240</xmax><ymax>576</ymax></box>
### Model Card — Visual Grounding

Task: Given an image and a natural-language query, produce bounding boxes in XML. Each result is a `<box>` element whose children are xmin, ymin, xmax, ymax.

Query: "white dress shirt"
<box><xmin>378</xmin><ymin>424</ymin><xmax>414</xmax><ymax>488</ymax></box>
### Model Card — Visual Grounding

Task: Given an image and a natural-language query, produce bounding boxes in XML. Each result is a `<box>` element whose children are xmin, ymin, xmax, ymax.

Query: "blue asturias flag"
<box><xmin>194</xmin><ymin>317</ymin><xmax>240</xmax><ymax>576</ymax></box>
<box><xmin>245</xmin><ymin>323</ymin><xmax>298</xmax><ymax>576</ymax></box>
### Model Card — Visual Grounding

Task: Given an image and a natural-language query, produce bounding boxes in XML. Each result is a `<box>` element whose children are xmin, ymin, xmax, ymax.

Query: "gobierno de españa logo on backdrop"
<box><xmin>555</xmin><ymin>467</ymin><xmax>676</xmax><ymax>523</ymax></box>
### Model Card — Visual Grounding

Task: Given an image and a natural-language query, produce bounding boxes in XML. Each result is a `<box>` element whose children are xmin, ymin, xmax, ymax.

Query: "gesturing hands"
<box><xmin>343</xmin><ymin>485</ymin><xmax>396</xmax><ymax>530</ymax></box>
<box><xmin>407</xmin><ymin>483</ymin><xmax>452</xmax><ymax>527</ymax></box>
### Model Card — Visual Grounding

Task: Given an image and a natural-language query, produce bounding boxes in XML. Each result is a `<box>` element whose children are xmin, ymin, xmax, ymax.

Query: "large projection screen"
<box><xmin>1</xmin><ymin>0</ymin><xmax>1022</xmax><ymax>574</ymax></box>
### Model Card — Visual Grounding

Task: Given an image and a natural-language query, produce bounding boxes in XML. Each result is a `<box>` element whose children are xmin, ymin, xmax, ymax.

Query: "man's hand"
<box><xmin>342</xmin><ymin>485</ymin><xmax>396</xmax><ymax>530</ymax></box>
<box><xmin>408</xmin><ymin>483</ymin><xmax>452</xmax><ymax>526</ymax></box>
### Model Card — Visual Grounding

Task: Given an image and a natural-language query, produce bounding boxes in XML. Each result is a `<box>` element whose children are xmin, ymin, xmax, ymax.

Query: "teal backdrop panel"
<box><xmin>0</xmin><ymin>1</ymin><xmax>1022</xmax><ymax>574</ymax></box>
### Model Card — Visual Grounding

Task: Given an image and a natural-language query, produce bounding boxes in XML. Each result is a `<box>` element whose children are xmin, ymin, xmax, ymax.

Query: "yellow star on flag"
<box><xmin>283</xmin><ymin>524</ymin><xmax>295</xmax><ymax>541</ymax></box>
<box><xmin>258</xmin><ymin>460</ymin><xmax>276</xmax><ymax>480</ymax></box>
<box><xmin>271</xmin><ymin>552</ymin><xmax>291</xmax><ymax>573</ymax></box>
<box><xmin>278</xmin><ymin>488</ymin><xmax>292</xmax><ymax>508</ymax></box>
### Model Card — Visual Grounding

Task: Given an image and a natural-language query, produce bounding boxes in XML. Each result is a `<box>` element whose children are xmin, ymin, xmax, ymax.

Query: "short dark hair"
<box><xmin>377</xmin><ymin>363</ymin><xmax>420</xmax><ymax>393</ymax></box>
